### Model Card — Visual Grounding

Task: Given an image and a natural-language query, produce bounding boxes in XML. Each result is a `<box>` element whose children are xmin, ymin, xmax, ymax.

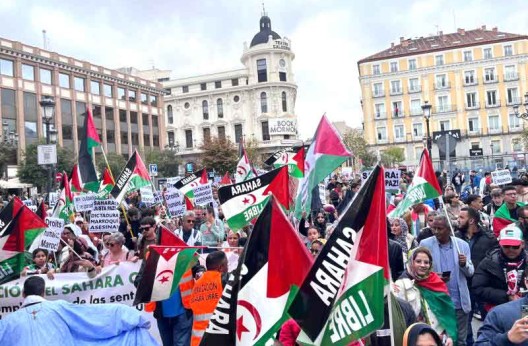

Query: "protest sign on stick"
<box><xmin>73</xmin><ymin>193</ymin><xmax>96</xmax><ymax>212</ymax></box>
<box><xmin>165</xmin><ymin>188</ymin><xmax>185</xmax><ymax>217</ymax></box>
<box><xmin>193</xmin><ymin>183</ymin><xmax>213</xmax><ymax>206</ymax></box>
<box><xmin>89</xmin><ymin>200</ymin><xmax>120</xmax><ymax>233</ymax></box>
<box><xmin>39</xmin><ymin>217</ymin><xmax>64</xmax><ymax>251</ymax></box>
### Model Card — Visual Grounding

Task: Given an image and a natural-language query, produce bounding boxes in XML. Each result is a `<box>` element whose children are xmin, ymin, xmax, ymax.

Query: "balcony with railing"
<box><xmin>408</xmin><ymin>85</ymin><xmax>422</xmax><ymax>93</ymax></box>
<box><xmin>434</xmin><ymin>81</ymin><xmax>451</xmax><ymax>90</ymax></box>
<box><xmin>372</xmin><ymin>90</ymin><xmax>385</xmax><ymax>98</ymax></box>
<box><xmin>465</xmin><ymin>102</ymin><xmax>480</xmax><ymax>110</ymax></box>
<box><xmin>463</xmin><ymin>77</ymin><xmax>478</xmax><ymax>86</ymax></box>
<box><xmin>374</xmin><ymin>112</ymin><xmax>387</xmax><ymax>120</ymax></box>
<box><xmin>433</xmin><ymin>104</ymin><xmax>456</xmax><ymax>113</ymax></box>
<box><xmin>390</xmin><ymin>87</ymin><xmax>403</xmax><ymax>96</ymax></box>
<box><xmin>506</xmin><ymin>97</ymin><xmax>521</xmax><ymax>106</ymax></box>
<box><xmin>504</xmin><ymin>72</ymin><xmax>519</xmax><ymax>82</ymax></box>
<box><xmin>509</xmin><ymin>124</ymin><xmax>523</xmax><ymax>132</ymax></box>
<box><xmin>483</xmin><ymin>75</ymin><xmax>499</xmax><ymax>84</ymax></box>
<box><xmin>485</xmin><ymin>101</ymin><xmax>501</xmax><ymax>108</ymax></box>
<box><xmin>487</xmin><ymin>126</ymin><xmax>502</xmax><ymax>134</ymax></box>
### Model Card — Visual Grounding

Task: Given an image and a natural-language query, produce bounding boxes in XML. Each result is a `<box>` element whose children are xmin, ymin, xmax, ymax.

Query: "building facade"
<box><xmin>162</xmin><ymin>14</ymin><xmax>299</xmax><ymax>172</ymax></box>
<box><xmin>0</xmin><ymin>36</ymin><xmax>166</xmax><ymax>177</ymax></box>
<box><xmin>358</xmin><ymin>26</ymin><xmax>528</xmax><ymax>170</ymax></box>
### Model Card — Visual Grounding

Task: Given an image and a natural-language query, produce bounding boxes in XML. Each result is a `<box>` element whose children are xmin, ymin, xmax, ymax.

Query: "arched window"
<box><xmin>281</xmin><ymin>92</ymin><xmax>287</xmax><ymax>112</ymax></box>
<box><xmin>217</xmin><ymin>98</ymin><xmax>224</xmax><ymax>118</ymax></box>
<box><xmin>260</xmin><ymin>92</ymin><xmax>267</xmax><ymax>113</ymax></box>
<box><xmin>202</xmin><ymin>100</ymin><xmax>209</xmax><ymax>120</ymax></box>
<box><xmin>167</xmin><ymin>105</ymin><xmax>173</xmax><ymax>124</ymax></box>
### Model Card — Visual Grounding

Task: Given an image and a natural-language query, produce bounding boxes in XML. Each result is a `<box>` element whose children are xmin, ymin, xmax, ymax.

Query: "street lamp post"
<box><xmin>513</xmin><ymin>92</ymin><xmax>528</xmax><ymax>120</ymax></box>
<box><xmin>421</xmin><ymin>100</ymin><xmax>433</xmax><ymax>158</ymax></box>
<box><xmin>39</xmin><ymin>96</ymin><xmax>56</xmax><ymax>195</ymax></box>
<box><xmin>490</xmin><ymin>143</ymin><xmax>494</xmax><ymax>170</ymax></box>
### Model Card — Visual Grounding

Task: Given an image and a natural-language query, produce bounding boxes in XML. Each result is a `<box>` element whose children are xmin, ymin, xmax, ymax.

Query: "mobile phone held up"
<box><xmin>522</xmin><ymin>305</ymin><xmax>528</xmax><ymax>319</ymax></box>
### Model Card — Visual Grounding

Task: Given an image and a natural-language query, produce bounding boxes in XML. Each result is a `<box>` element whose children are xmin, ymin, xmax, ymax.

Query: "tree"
<box><xmin>96</xmin><ymin>152</ymin><xmax>126</xmax><ymax>179</ymax></box>
<box><xmin>244</xmin><ymin>137</ymin><xmax>262</xmax><ymax>168</ymax></box>
<box><xmin>18</xmin><ymin>141</ymin><xmax>76</xmax><ymax>192</ymax></box>
<box><xmin>0</xmin><ymin>142</ymin><xmax>17</xmax><ymax>179</ymax></box>
<box><xmin>342</xmin><ymin>128</ymin><xmax>377</xmax><ymax>169</ymax></box>
<box><xmin>144</xmin><ymin>148</ymin><xmax>181</xmax><ymax>177</ymax></box>
<box><xmin>199</xmin><ymin>136</ymin><xmax>238</xmax><ymax>174</ymax></box>
<box><xmin>380</xmin><ymin>147</ymin><xmax>405</xmax><ymax>167</ymax></box>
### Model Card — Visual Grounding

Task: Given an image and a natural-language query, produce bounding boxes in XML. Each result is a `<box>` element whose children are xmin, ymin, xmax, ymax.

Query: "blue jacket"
<box><xmin>476</xmin><ymin>296</ymin><xmax>528</xmax><ymax>346</ymax></box>
<box><xmin>420</xmin><ymin>236</ymin><xmax>474</xmax><ymax>313</ymax></box>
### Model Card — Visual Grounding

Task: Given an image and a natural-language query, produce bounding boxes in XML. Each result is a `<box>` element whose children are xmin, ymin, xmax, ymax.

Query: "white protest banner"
<box><xmin>39</xmin><ymin>217</ymin><xmax>64</xmax><ymax>251</ymax></box>
<box><xmin>362</xmin><ymin>169</ymin><xmax>401</xmax><ymax>192</ymax></box>
<box><xmin>73</xmin><ymin>193</ymin><xmax>96</xmax><ymax>212</ymax></box>
<box><xmin>0</xmin><ymin>261</ymin><xmax>160</xmax><ymax>343</ymax></box>
<box><xmin>28</xmin><ymin>205</ymin><xmax>37</xmax><ymax>212</ymax></box>
<box><xmin>89</xmin><ymin>199</ymin><xmax>120</xmax><ymax>233</ymax></box>
<box><xmin>22</xmin><ymin>200</ymin><xmax>34</xmax><ymax>207</ymax></box>
<box><xmin>165</xmin><ymin>188</ymin><xmax>185</xmax><ymax>217</ymax></box>
<box><xmin>166</xmin><ymin>176</ymin><xmax>182</xmax><ymax>185</ymax></box>
<box><xmin>140</xmin><ymin>187</ymin><xmax>155</xmax><ymax>206</ymax></box>
<box><xmin>153</xmin><ymin>191</ymin><xmax>163</xmax><ymax>205</ymax></box>
<box><xmin>193</xmin><ymin>183</ymin><xmax>213</xmax><ymax>206</ymax></box>
<box><xmin>492</xmin><ymin>169</ymin><xmax>513</xmax><ymax>185</ymax></box>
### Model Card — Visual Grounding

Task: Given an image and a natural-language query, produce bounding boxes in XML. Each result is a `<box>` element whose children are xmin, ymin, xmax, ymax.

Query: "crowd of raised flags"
<box><xmin>0</xmin><ymin>111</ymin><xmax>457</xmax><ymax>345</ymax></box>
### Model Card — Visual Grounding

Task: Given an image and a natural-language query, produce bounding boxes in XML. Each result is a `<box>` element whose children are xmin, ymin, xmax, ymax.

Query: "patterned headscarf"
<box><xmin>390</xmin><ymin>217</ymin><xmax>410</xmax><ymax>254</ymax></box>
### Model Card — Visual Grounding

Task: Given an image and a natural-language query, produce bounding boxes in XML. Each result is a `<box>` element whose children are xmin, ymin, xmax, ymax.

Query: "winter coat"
<box><xmin>455</xmin><ymin>227</ymin><xmax>499</xmax><ymax>271</ymax></box>
<box><xmin>472</xmin><ymin>248</ymin><xmax>528</xmax><ymax>307</ymax></box>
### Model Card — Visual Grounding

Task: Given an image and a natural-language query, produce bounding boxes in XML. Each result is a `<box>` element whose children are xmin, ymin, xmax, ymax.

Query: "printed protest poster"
<box><xmin>193</xmin><ymin>183</ymin><xmax>213</xmax><ymax>206</ymax></box>
<box><xmin>48</xmin><ymin>192</ymin><xmax>59</xmax><ymax>208</ymax></box>
<box><xmin>73</xmin><ymin>193</ymin><xmax>96</xmax><ymax>212</ymax></box>
<box><xmin>165</xmin><ymin>188</ymin><xmax>185</xmax><ymax>217</ymax></box>
<box><xmin>39</xmin><ymin>217</ymin><xmax>64</xmax><ymax>251</ymax></box>
<box><xmin>89</xmin><ymin>199</ymin><xmax>120</xmax><ymax>233</ymax></box>
<box><xmin>0</xmin><ymin>262</ymin><xmax>160</xmax><ymax>343</ymax></box>
<box><xmin>492</xmin><ymin>169</ymin><xmax>512</xmax><ymax>185</ymax></box>
<box><xmin>140</xmin><ymin>187</ymin><xmax>155</xmax><ymax>206</ymax></box>
<box><xmin>362</xmin><ymin>169</ymin><xmax>401</xmax><ymax>192</ymax></box>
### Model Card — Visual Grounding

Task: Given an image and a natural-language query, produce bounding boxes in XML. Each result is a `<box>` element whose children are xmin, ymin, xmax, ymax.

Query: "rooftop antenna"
<box><xmin>262</xmin><ymin>2</ymin><xmax>267</xmax><ymax>16</ymax></box>
<box><xmin>452</xmin><ymin>10</ymin><xmax>457</xmax><ymax>31</ymax></box>
<box><xmin>435</xmin><ymin>25</ymin><xmax>439</xmax><ymax>35</ymax></box>
<box><xmin>42</xmin><ymin>30</ymin><xmax>48</xmax><ymax>50</ymax></box>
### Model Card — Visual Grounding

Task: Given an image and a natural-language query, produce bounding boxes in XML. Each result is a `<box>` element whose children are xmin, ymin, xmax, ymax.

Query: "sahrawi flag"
<box><xmin>52</xmin><ymin>171</ymin><xmax>74</xmax><ymax>223</ymax></box>
<box><xmin>174</xmin><ymin>168</ymin><xmax>207</xmax><ymax>208</ymax></box>
<box><xmin>235</xmin><ymin>142</ymin><xmax>255</xmax><ymax>183</ymax></box>
<box><xmin>390</xmin><ymin>148</ymin><xmax>442</xmax><ymax>218</ymax></box>
<box><xmin>295</xmin><ymin>115</ymin><xmax>351</xmax><ymax>218</ymax></box>
<box><xmin>200</xmin><ymin>195</ymin><xmax>313</xmax><ymax>346</ymax></box>
<box><xmin>218</xmin><ymin>166</ymin><xmax>290</xmax><ymax>231</ymax></box>
<box><xmin>0</xmin><ymin>197</ymin><xmax>47</xmax><ymax>284</ymax></box>
<box><xmin>289</xmin><ymin>165</ymin><xmax>387</xmax><ymax>345</ymax></box>
<box><xmin>134</xmin><ymin>226</ymin><xmax>198</xmax><ymax>305</ymax></box>
<box><xmin>265</xmin><ymin>147</ymin><xmax>305</xmax><ymax>178</ymax></box>
<box><xmin>110</xmin><ymin>150</ymin><xmax>151</xmax><ymax>204</ymax></box>
<box><xmin>78</xmin><ymin>108</ymin><xmax>101</xmax><ymax>192</ymax></box>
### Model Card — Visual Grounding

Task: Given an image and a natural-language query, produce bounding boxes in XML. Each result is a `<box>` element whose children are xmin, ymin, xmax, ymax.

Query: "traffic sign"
<box><xmin>149</xmin><ymin>164</ymin><xmax>158</xmax><ymax>177</ymax></box>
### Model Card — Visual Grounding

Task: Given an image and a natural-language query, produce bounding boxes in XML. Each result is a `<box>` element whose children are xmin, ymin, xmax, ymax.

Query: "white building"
<box><xmin>163</xmin><ymin>13</ymin><xmax>299</xmax><ymax>172</ymax></box>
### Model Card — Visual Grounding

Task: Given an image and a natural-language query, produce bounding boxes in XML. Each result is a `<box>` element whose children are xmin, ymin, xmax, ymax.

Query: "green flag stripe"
<box><xmin>170</xmin><ymin>248</ymin><xmax>198</xmax><ymax>295</ymax></box>
<box><xmin>226</xmin><ymin>198</ymin><xmax>269</xmax><ymax>231</ymax></box>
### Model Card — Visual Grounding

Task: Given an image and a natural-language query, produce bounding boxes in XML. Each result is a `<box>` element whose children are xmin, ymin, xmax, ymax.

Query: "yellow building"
<box><xmin>358</xmin><ymin>26</ymin><xmax>528</xmax><ymax>169</ymax></box>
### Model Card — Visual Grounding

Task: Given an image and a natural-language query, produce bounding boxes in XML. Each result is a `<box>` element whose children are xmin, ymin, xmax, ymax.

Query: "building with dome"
<box><xmin>160</xmin><ymin>12</ymin><xmax>299</xmax><ymax>173</ymax></box>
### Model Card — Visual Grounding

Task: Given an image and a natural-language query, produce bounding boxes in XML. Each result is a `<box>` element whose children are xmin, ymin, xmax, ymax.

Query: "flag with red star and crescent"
<box><xmin>234</xmin><ymin>141</ymin><xmax>255</xmax><ymax>183</ymax></box>
<box><xmin>200</xmin><ymin>195</ymin><xmax>312</xmax><ymax>346</ymax></box>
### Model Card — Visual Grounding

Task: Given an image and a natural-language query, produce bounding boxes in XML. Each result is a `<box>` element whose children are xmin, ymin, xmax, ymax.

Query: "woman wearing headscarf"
<box><xmin>390</xmin><ymin>217</ymin><xmax>417</xmax><ymax>261</ymax></box>
<box><xmin>394</xmin><ymin>247</ymin><xmax>457</xmax><ymax>346</ymax></box>
<box><xmin>403</xmin><ymin>323</ymin><xmax>443</xmax><ymax>346</ymax></box>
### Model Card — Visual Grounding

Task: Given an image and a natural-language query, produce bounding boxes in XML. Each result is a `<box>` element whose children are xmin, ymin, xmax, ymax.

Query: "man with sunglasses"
<box><xmin>175</xmin><ymin>211</ymin><xmax>202</xmax><ymax>247</ymax></box>
<box><xmin>136</xmin><ymin>217</ymin><xmax>157</xmax><ymax>259</ymax></box>
<box><xmin>473</xmin><ymin>224</ymin><xmax>528</xmax><ymax>314</ymax></box>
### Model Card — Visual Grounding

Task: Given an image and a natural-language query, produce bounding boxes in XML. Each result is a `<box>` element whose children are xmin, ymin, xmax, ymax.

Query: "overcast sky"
<box><xmin>1</xmin><ymin>0</ymin><xmax>527</xmax><ymax>138</ymax></box>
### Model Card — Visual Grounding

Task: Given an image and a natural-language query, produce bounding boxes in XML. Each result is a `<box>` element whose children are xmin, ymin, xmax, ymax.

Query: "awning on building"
<box><xmin>0</xmin><ymin>178</ymin><xmax>33</xmax><ymax>189</ymax></box>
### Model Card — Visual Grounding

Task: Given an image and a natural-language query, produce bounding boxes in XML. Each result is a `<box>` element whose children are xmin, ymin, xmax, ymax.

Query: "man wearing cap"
<box><xmin>472</xmin><ymin>224</ymin><xmax>528</xmax><ymax>314</ymax></box>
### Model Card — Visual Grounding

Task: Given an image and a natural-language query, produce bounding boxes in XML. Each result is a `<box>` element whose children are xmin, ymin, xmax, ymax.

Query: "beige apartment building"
<box><xmin>358</xmin><ymin>26</ymin><xmax>528</xmax><ymax>169</ymax></box>
<box><xmin>0</xmin><ymin>36</ymin><xmax>166</xmax><ymax>176</ymax></box>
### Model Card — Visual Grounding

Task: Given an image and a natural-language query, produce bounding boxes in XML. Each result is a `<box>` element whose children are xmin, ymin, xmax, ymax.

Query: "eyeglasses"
<box><xmin>140</xmin><ymin>226</ymin><xmax>152</xmax><ymax>231</ymax></box>
<box><xmin>186</xmin><ymin>220</ymin><xmax>195</xmax><ymax>223</ymax></box>
<box><xmin>106</xmin><ymin>242</ymin><xmax>116</xmax><ymax>247</ymax></box>
<box><xmin>505</xmin><ymin>193</ymin><xmax>517</xmax><ymax>196</ymax></box>
<box><xmin>310</xmin><ymin>249</ymin><xmax>320</xmax><ymax>255</ymax></box>
<box><xmin>503</xmin><ymin>245</ymin><xmax>521</xmax><ymax>250</ymax></box>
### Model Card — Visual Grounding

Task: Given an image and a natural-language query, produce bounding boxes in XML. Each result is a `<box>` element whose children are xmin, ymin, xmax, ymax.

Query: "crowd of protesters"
<box><xmin>6</xmin><ymin>167</ymin><xmax>528</xmax><ymax>346</ymax></box>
